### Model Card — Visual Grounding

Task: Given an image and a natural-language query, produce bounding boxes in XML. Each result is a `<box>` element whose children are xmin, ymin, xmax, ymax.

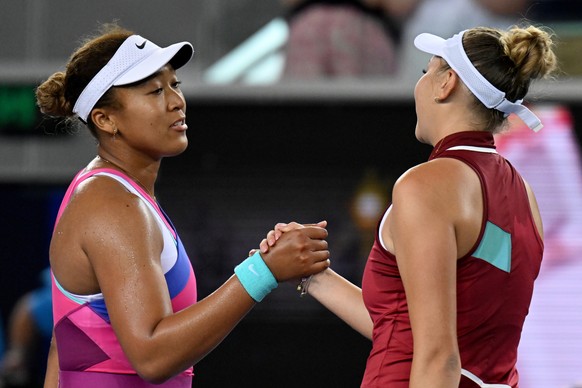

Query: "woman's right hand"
<box><xmin>260</xmin><ymin>223</ymin><xmax>330</xmax><ymax>282</ymax></box>
<box><xmin>257</xmin><ymin>220</ymin><xmax>327</xmax><ymax>255</ymax></box>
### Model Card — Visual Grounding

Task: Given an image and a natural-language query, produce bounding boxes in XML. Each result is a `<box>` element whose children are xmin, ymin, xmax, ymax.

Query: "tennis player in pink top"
<box><xmin>36</xmin><ymin>24</ymin><xmax>330</xmax><ymax>387</ymax></box>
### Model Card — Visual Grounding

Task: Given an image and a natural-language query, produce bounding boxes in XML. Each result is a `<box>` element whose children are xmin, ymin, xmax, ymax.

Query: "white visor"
<box><xmin>73</xmin><ymin>35</ymin><xmax>194</xmax><ymax>122</ymax></box>
<box><xmin>414</xmin><ymin>31</ymin><xmax>543</xmax><ymax>132</ymax></box>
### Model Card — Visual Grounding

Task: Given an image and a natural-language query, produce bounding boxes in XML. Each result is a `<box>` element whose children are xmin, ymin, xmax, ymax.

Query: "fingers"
<box><xmin>261</xmin><ymin>227</ymin><xmax>330</xmax><ymax>281</ymax></box>
<box><xmin>267</xmin><ymin>230</ymin><xmax>278</xmax><ymax>247</ymax></box>
<box><xmin>308</xmin><ymin>250</ymin><xmax>331</xmax><ymax>265</ymax></box>
<box><xmin>296</xmin><ymin>240</ymin><xmax>330</xmax><ymax>276</ymax></box>
<box><xmin>309</xmin><ymin>238</ymin><xmax>329</xmax><ymax>252</ymax></box>
<box><xmin>274</xmin><ymin>221</ymin><xmax>327</xmax><ymax>232</ymax></box>
<box><xmin>306</xmin><ymin>257</ymin><xmax>331</xmax><ymax>275</ymax></box>
<box><xmin>273</xmin><ymin>228</ymin><xmax>328</xmax><ymax>255</ymax></box>
<box><xmin>273</xmin><ymin>222</ymin><xmax>296</xmax><ymax>242</ymax></box>
<box><xmin>258</xmin><ymin>221</ymin><xmax>329</xmax><ymax>268</ymax></box>
<box><xmin>259</xmin><ymin>238</ymin><xmax>270</xmax><ymax>254</ymax></box>
<box><xmin>266</xmin><ymin>221</ymin><xmax>328</xmax><ymax>248</ymax></box>
<box><xmin>297</xmin><ymin>252</ymin><xmax>331</xmax><ymax>278</ymax></box>
<box><xmin>297</xmin><ymin>225</ymin><xmax>328</xmax><ymax>240</ymax></box>
<box><xmin>274</xmin><ymin>222</ymin><xmax>292</xmax><ymax>233</ymax></box>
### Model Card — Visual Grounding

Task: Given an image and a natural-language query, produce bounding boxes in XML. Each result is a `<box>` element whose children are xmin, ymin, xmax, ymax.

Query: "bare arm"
<box><xmin>308</xmin><ymin>269</ymin><xmax>372</xmax><ymax>339</ymax></box>
<box><xmin>260</xmin><ymin>222</ymin><xmax>372</xmax><ymax>339</ymax></box>
<box><xmin>43</xmin><ymin>334</ymin><xmax>59</xmax><ymax>388</ymax></box>
<box><xmin>51</xmin><ymin>180</ymin><xmax>330</xmax><ymax>383</ymax></box>
<box><xmin>389</xmin><ymin>162</ymin><xmax>466</xmax><ymax>388</ymax></box>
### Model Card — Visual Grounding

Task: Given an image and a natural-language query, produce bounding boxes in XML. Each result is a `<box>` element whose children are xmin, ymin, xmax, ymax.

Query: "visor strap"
<box><xmin>448</xmin><ymin>31</ymin><xmax>542</xmax><ymax>131</ymax></box>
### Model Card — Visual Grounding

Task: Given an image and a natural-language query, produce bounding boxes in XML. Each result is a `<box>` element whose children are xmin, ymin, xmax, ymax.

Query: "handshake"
<box><xmin>235</xmin><ymin>221</ymin><xmax>330</xmax><ymax>302</ymax></box>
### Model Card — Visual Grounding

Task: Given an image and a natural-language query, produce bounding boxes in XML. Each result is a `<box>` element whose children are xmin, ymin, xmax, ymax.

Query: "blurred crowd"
<box><xmin>0</xmin><ymin>269</ymin><xmax>52</xmax><ymax>388</ymax></box>
<box><xmin>278</xmin><ymin>0</ymin><xmax>571</xmax><ymax>81</ymax></box>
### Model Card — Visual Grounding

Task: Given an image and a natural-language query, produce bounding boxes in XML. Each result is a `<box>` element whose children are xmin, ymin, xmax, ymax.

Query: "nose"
<box><xmin>167</xmin><ymin>87</ymin><xmax>186</xmax><ymax>112</ymax></box>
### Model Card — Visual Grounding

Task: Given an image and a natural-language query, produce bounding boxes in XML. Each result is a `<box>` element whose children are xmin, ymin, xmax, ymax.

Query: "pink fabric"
<box><xmin>51</xmin><ymin>168</ymin><xmax>197</xmax><ymax>386</ymax></box>
<box><xmin>59</xmin><ymin>370</ymin><xmax>192</xmax><ymax>387</ymax></box>
<box><xmin>54</xmin><ymin>168</ymin><xmax>176</xmax><ymax>239</ymax></box>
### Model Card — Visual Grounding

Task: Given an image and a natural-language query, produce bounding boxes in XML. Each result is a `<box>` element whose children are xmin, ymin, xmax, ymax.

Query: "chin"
<box><xmin>414</xmin><ymin>124</ymin><xmax>432</xmax><ymax>145</ymax></box>
<box><xmin>414</xmin><ymin>125</ymin><xmax>425</xmax><ymax>143</ymax></box>
<box><xmin>165</xmin><ymin>139</ymin><xmax>189</xmax><ymax>157</ymax></box>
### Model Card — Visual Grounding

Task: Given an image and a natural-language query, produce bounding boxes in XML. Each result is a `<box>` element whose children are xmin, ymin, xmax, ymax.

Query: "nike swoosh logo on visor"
<box><xmin>135</xmin><ymin>41</ymin><xmax>146</xmax><ymax>49</ymax></box>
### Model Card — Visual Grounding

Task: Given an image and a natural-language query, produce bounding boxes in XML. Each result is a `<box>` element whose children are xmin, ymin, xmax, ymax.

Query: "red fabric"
<box><xmin>361</xmin><ymin>131</ymin><xmax>543</xmax><ymax>387</ymax></box>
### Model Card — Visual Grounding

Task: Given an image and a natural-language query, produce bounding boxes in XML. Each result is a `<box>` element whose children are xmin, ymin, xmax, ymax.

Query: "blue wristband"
<box><xmin>234</xmin><ymin>251</ymin><xmax>278</xmax><ymax>302</ymax></box>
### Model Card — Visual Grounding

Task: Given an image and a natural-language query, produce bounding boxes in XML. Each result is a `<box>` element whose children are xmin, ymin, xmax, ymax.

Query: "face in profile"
<box><xmin>108</xmin><ymin>64</ymin><xmax>189</xmax><ymax>159</ymax></box>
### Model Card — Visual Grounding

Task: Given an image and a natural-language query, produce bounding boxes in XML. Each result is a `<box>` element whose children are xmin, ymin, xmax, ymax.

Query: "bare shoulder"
<box><xmin>389</xmin><ymin>158</ymin><xmax>483</xmax><ymax>258</ymax></box>
<box><xmin>393</xmin><ymin>158</ymin><xmax>479</xmax><ymax>207</ymax></box>
<box><xmin>65</xmin><ymin>173</ymin><xmax>155</xmax><ymax>230</ymax></box>
<box><xmin>51</xmin><ymin>172</ymin><xmax>163</xmax><ymax>294</ymax></box>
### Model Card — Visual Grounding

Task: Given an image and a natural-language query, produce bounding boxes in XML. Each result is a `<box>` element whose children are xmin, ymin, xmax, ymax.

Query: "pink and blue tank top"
<box><xmin>51</xmin><ymin>168</ymin><xmax>197</xmax><ymax>387</ymax></box>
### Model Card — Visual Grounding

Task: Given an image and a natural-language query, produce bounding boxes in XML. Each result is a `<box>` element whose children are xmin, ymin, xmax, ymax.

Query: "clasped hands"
<box><xmin>253</xmin><ymin>221</ymin><xmax>330</xmax><ymax>283</ymax></box>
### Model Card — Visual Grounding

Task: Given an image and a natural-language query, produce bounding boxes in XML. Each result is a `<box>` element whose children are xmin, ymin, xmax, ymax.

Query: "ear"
<box><xmin>90</xmin><ymin>108</ymin><xmax>117</xmax><ymax>136</ymax></box>
<box><xmin>435</xmin><ymin>68</ymin><xmax>460</xmax><ymax>102</ymax></box>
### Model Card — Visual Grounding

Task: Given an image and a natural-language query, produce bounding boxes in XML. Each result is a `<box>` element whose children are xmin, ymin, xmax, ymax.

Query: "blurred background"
<box><xmin>0</xmin><ymin>0</ymin><xmax>581</xmax><ymax>387</ymax></box>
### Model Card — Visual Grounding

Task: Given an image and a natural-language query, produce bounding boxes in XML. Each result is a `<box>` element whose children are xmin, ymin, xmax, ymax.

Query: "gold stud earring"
<box><xmin>434</xmin><ymin>97</ymin><xmax>441</xmax><ymax>103</ymax></box>
<box><xmin>112</xmin><ymin>127</ymin><xmax>118</xmax><ymax>140</ymax></box>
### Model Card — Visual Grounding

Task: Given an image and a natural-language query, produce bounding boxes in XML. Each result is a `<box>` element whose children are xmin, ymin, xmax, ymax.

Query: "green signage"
<box><xmin>0</xmin><ymin>85</ymin><xmax>38</xmax><ymax>132</ymax></box>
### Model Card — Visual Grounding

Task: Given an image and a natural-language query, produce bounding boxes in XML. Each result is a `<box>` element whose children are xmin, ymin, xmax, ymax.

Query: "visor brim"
<box><xmin>114</xmin><ymin>42</ymin><xmax>193</xmax><ymax>86</ymax></box>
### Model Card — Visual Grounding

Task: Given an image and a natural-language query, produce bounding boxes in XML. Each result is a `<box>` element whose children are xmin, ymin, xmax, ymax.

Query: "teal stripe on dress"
<box><xmin>473</xmin><ymin>221</ymin><xmax>512</xmax><ymax>272</ymax></box>
<box><xmin>54</xmin><ymin>279</ymin><xmax>86</xmax><ymax>305</ymax></box>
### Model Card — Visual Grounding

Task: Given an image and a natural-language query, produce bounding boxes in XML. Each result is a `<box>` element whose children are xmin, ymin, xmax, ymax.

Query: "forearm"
<box><xmin>308</xmin><ymin>269</ymin><xmax>373</xmax><ymax>340</ymax></box>
<box><xmin>126</xmin><ymin>275</ymin><xmax>256</xmax><ymax>383</ymax></box>
<box><xmin>107</xmin><ymin>225</ymin><xmax>328</xmax><ymax>383</ymax></box>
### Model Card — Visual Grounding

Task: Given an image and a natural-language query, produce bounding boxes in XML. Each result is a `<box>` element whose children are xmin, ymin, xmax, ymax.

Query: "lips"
<box><xmin>171</xmin><ymin>118</ymin><xmax>188</xmax><ymax>131</ymax></box>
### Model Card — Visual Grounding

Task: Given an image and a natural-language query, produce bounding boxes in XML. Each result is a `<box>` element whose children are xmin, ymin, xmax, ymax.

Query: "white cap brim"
<box><xmin>414</xmin><ymin>33</ymin><xmax>447</xmax><ymax>58</ymax></box>
<box><xmin>73</xmin><ymin>35</ymin><xmax>194</xmax><ymax>122</ymax></box>
<box><xmin>114</xmin><ymin>40</ymin><xmax>193</xmax><ymax>86</ymax></box>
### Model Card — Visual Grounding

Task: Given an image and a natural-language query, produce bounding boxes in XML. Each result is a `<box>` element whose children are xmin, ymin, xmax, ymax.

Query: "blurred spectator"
<box><xmin>281</xmin><ymin>0</ymin><xmax>417</xmax><ymax>79</ymax></box>
<box><xmin>0</xmin><ymin>269</ymin><xmax>52</xmax><ymax>388</ymax></box>
<box><xmin>397</xmin><ymin>0</ymin><xmax>531</xmax><ymax>83</ymax></box>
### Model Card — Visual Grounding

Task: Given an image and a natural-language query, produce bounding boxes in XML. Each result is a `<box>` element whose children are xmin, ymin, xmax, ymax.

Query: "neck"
<box><xmin>94</xmin><ymin>154</ymin><xmax>157</xmax><ymax>199</ymax></box>
<box><xmin>427</xmin><ymin>116</ymin><xmax>483</xmax><ymax>147</ymax></box>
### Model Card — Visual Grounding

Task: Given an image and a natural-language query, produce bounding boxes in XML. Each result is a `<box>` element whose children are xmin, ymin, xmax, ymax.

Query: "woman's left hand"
<box><xmin>251</xmin><ymin>221</ymin><xmax>327</xmax><ymax>256</ymax></box>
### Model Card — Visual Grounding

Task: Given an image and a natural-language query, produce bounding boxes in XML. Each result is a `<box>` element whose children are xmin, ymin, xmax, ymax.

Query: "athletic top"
<box><xmin>361</xmin><ymin>131</ymin><xmax>543</xmax><ymax>388</ymax></box>
<box><xmin>51</xmin><ymin>168</ymin><xmax>197</xmax><ymax>388</ymax></box>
